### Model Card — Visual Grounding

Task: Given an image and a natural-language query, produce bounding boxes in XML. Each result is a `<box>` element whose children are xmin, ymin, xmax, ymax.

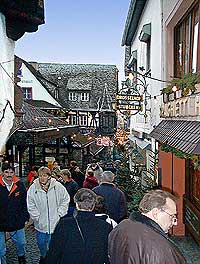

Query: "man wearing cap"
<box><xmin>0</xmin><ymin>164</ymin><xmax>29</xmax><ymax>264</ymax></box>
<box><xmin>45</xmin><ymin>188</ymin><xmax>112</xmax><ymax>264</ymax></box>
<box><xmin>27</xmin><ymin>166</ymin><xmax>70</xmax><ymax>264</ymax></box>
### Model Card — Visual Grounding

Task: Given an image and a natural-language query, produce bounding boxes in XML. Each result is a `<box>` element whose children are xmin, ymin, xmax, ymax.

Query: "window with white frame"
<box><xmin>79</xmin><ymin>115</ymin><xmax>87</xmax><ymax>126</ymax></box>
<box><xmin>22</xmin><ymin>87</ymin><xmax>32</xmax><ymax>99</ymax></box>
<box><xmin>68</xmin><ymin>92</ymin><xmax>77</xmax><ymax>101</ymax></box>
<box><xmin>70</xmin><ymin>115</ymin><xmax>77</xmax><ymax>125</ymax></box>
<box><xmin>81</xmin><ymin>92</ymin><xmax>89</xmax><ymax>101</ymax></box>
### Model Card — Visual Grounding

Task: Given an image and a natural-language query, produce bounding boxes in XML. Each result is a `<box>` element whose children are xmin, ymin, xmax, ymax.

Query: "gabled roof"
<box><xmin>122</xmin><ymin>0</ymin><xmax>147</xmax><ymax>46</ymax></box>
<box><xmin>150</xmin><ymin>120</ymin><xmax>200</xmax><ymax>154</ymax></box>
<box><xmin>15</xmin><ymin>56</ymin><xmax>64</xmax><ymax>107</ymax></box>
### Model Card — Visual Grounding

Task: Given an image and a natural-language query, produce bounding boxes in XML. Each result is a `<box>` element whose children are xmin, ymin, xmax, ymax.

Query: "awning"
<box><xmin>129</xmin><ymin>135</ymin><xmax>151</xmax><ymax>150</ymax></box>
<box><xmin>139</xmin><ymin>23</ymin><xmax>151</xmax><ymax>42</ymax></box>
<box><xmin>89</xmin><ymin>142</ymin><xmax>104</xmax><ymax>156</ymax></box>
<box><xmin>150</xmin><ymin>120</ymin><xmax>200</xmax><ymax>154</ymax></box>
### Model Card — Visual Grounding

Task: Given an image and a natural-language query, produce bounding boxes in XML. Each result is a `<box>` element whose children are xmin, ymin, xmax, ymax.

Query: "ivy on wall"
<box><xmin>161</xmin><ymin>143</ymin><xmax>200</xmax><ymax>171</ymax></box>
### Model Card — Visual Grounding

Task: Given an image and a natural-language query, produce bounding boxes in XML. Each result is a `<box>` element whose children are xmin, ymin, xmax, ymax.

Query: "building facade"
<box><xmin>123</xmin><ymin>0</ymin><xmax>200</xmax><ymax>242</ymax></box>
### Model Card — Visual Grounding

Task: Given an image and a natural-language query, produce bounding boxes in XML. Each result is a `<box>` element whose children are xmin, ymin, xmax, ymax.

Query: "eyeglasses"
<box><xmin>160</xmin><ymin>209</ymin><xmax>177</xmax><ymax>223</ymax></box>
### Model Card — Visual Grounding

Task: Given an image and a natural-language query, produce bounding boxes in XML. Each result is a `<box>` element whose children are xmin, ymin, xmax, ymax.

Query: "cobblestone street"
<box><xmin>6</xmin><ymin>224</ymin><xmax>39</xmax><ymax>264</ymax></box>
<box><xmin>5</xmin><ymin>223</ymin><xmax>200</xmax><ymax>264</ymax></box>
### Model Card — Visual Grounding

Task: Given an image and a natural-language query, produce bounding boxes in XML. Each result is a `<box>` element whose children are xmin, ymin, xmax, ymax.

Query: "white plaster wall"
<box><xmin>18</xmin><ymin>63</ymin><xmax>61</xmax><ymax>107</ymax></box>
<box><xmin>0</xmin><ymin>13</ymin><xmax>15</xmax><ymax>153</ymax></box>
<box><xmin>129</xmin><ymin>0</ymin><xmax>163</xmax><ymax>135</ymax></box>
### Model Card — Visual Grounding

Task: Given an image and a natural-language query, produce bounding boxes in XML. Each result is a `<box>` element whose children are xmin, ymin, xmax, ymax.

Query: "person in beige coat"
<box><xmin>27</xmin><ymin>166</ymin><xmax>70</xmax><ymax>263</ymax></box>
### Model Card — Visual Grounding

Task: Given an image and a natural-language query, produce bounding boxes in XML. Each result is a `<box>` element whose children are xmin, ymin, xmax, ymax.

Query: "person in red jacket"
<box><xmin>83</xmin><ymin>169</ymin><xmax>98</xmax><ymax>190</ymax></box>
<box><xmin>27</xmin><ymin>166</ymin><xmax>38</xmax><ymax>188</ymax></box>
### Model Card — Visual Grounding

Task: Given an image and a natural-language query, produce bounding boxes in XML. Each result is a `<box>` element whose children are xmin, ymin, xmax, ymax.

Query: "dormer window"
<box><xmin>81</xmin><ymin>92</ymin><xmax>89</xmax><ymax>102</ymax></box>
<box><xmin>68</xmin><ymin>92</ymin><xmax>77</xmax><ymax>101</ymax></box>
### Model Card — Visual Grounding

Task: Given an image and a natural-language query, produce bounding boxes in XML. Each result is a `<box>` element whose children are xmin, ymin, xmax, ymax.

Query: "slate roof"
<box><xmin>26</xmin><ymin>99</ymin><xmax>61</xmax><ymax>109</ymax></box>
<box><xmin>19</xmin><ymin>102</ymin><xmax>69</xmax><ymax>131</ymax></box>
<box><xmin>150</xmin><ymin>120</ymin><xmax>200</xmax><ymax>154</ymax></box>
<box><xmin>31</xmin><ymin>62</ymin><xmax>118</xmax><ymax>111</ymax></box>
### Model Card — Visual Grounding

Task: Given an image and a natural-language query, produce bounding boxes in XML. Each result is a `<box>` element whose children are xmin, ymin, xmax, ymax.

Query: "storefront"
<box><xmin>150</xmin><ymin>119</ymin><xmax>200</xmax><ymax>242</ymax></box>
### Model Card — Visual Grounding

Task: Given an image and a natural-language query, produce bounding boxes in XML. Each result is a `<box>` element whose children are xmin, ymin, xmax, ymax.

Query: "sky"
<box><xmin>15</xmin><ymin>0</ymin><xmax>130</xmax><ymax>82</ymax></box>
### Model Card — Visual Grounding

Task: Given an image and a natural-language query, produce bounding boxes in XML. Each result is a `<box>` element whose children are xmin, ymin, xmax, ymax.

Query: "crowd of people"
<box><xmin>0</xmin><ymin>159</ymin><xmax>186</xmax><ymax>264</ymax></box>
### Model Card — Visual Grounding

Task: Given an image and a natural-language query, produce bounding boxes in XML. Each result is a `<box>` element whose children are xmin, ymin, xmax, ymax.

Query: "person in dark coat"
<box><xmin>0</xmin><ymin>164</ymin><xmax>29</xmax><ymax>264</ymax></box>
<box><xmin>83</xmin><ymin>169</ymin><xmax>99</xmax><ymax>190</ymax></box>
<box><xmin>60</xmin><ymin>168</ymin><xmax>79</xmax><ymax>216</ymax></box>
<box><xmin>44</xmin><ymin>188</ymin><xmax>112</xmax><ymax>264</ymax></box>
<box><xmin>93</xmin><ymin>171</ymin><xmax>127</xmax><ymax>223</ymax></box>
<box><xmin>108</xmin><ymin>189</ymin><xmax>186</xmax><ymax>264</ymax></box>
<box><xmin>69</xmin><ymin>160</ymin><xmax>85</xmax><ymax>188</ymax></box>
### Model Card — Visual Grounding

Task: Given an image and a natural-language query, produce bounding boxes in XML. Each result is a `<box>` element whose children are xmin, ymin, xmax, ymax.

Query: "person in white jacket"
<box><xmin>27</xmin><ymin>166</ymin><xmax>70</xmax><ymax>263</ymax></box>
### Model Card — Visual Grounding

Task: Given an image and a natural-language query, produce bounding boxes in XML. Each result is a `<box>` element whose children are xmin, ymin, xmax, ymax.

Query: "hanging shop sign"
<box><xmin>116</xmin><ymin>80</ymin><xmax>143</xmax><ymax>114</ymax></box>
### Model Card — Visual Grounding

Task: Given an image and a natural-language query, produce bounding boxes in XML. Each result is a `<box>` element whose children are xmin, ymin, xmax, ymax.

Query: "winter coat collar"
<box><xmin>129</xmin><ymin>211</ymin><xmax>167</xmax><ymax>238</ymax></box>
<box><xmin>33</xmin><ymin>177</ymin><xmax>57</xmax><ymax>191</ymax></box>
<box><xmin>0</xmin><ymin>175</ymin><xmax>20</xmax><ymax>186</ymax></box>
<box><xmin>100</xmin><ymin>182</ymin><xmax>115</xmax><ymax>187</ymax></box>
<box><xmin>76</xmin><ymin>210</ymin><xmax>95</xmax><ymax>218</ymax></box>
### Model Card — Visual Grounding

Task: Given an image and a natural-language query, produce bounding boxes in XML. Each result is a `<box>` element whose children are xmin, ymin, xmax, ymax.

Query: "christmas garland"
<box><xmin>161</xmin><ymin>143</ymin><xmax>200</xmax><ymax>171</ymax></box>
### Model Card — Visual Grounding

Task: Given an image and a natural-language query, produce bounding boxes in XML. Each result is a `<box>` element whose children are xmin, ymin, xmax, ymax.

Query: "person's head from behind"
<box><xmin>101</xmin><ymin>171</ymin><xmax>115</xmax><ymax>183</ymax></box>
<box><xmin>91</xmin><ymin>159</ymin><xmax>97</xmax><ymax>167</ymax></box>
<box><xmin>74</xmin><ymin>188</ymin><xmax>97</xmax><ymax>211</ymax></box>
<box><xmin>139</xmin><ymin>189</ymin><xmax>178</xmax><ymax>233</ymax></box>
<box><xmin>86</xmin><ymin>169</ymin><xmax>94</xmax><ymax>177</ymax></box>
<box><xmin>94</xmin><ymin>195</ymin><xmax>108</xmax><ymax>214</ymax></box>
<box><xmin>2</xmin><ymin>164</ymin><xmax>15</xmax><ymax>185</ymax></box>
<box><xmin>60</xmin><ymin>169</ymin><xmax>71</xmax><ymax>181</ymax></box>
<box><xmin>38</xmin><ymin>166</ymin><xmax>51</xmax><ymax>185</ymax></box>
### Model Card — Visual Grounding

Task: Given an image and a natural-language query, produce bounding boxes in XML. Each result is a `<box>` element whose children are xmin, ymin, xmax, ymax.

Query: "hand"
<box><xmin>75</xmin><ymin>167</ymin><xmax>80</xmax><ymax>172</ymax></box>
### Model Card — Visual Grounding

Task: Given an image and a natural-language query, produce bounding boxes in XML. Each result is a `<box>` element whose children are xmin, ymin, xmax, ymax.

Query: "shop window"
<box><xmin>174</xmin><ymin>3</ymin><xmax>199</xmax><ymax>77</ymax></box>
<box><xmin>22</xmin><ymin>87</ymin><xmax>32</xmax><ymax>99</ymax></box>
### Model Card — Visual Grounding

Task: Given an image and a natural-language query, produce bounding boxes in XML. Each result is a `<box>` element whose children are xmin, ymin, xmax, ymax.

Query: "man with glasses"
<box><xmin>108</xmin><ymin>189</ymin><xmax>186</xmax><ymax>264</ymax></box>
<box><xmin>27</xmin><ymin>166</ymin><xmax>70</xmax><ymax>264</ymax></box>
<box><xmin>0</xmin><ymin>164</ymin><xmax>29</xmax><ymax>264</ymax></box>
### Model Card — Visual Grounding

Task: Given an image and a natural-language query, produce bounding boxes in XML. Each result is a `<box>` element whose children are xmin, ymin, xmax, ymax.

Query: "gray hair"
<box><xmin>61</xmin><ymin>169</ymin><xmax>71</xmax><ymax>178</ymax></box>
<box><xmin>101</xmin><ymin>171</ymin><xmax>115</xmax><ymax>183</ymax></box>
<box><xmin>74</xmin><ymin>188</ymin><xmax>97</xmax><ymax>211</ymax></box>
<box><xmin>139</xmin><ymin>189</ymin><xmax>178</xmax><ymax>213</ymax></box>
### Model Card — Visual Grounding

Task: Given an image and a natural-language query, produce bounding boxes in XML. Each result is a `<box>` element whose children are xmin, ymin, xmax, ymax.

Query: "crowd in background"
<box><xmin>0</xmin><ymin>158</ymin><xmax>185</xmax><ymax>264</ymax></box>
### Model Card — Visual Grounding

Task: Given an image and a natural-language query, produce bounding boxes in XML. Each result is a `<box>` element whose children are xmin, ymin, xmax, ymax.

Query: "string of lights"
<box><xmin>127</xmin><ymin>70</ymin><xmax>200</xmax><ymax>99</ymax></box>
